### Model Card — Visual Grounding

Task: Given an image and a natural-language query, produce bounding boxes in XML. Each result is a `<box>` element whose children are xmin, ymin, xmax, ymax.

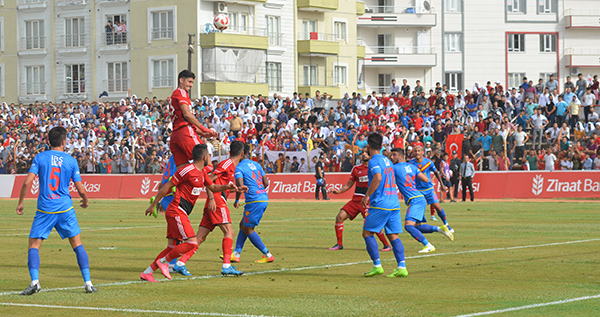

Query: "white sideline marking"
<box><xmin>0</xmin><ymin>302</ymin><xmax>278</xmax><ymax>317</ymax></box>
<box><xmin>0</xmin><ymin>238</ymin><xmax>597</xmax><ymax>297</ymax></box>
<box><xmin>454</xmin><ymin>294</ymin><xmax>600</xmax><ymax>317</ymax></box>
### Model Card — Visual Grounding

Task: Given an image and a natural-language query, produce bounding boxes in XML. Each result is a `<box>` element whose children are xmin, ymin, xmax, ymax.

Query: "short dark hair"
<box><xmin>178</xmin><ymin>70</ymin><xmax>196</xmax><ymax>81</ymax></box>
<box><xmin>230</xmin><ymin>141</ymin><xmax>244</xmax><ymax>157</ymax></box>
<box><xmin>391</xmin><ymin>147</ymin><xmax>405</xmax><ymax>157</ymax></box>
<box><xmin>367</xmin><ymin>133</ymin><xmax>382</xmax><ymax>151</ymax></box>
<box><xmin>243</xmin><ymin>144</ymin><xmax>251</xmax><ymax>156</ymax></box>
<box><xmin>48</xmin><ymin>127</ymin><xmax>67</xmax><ymax>147</ymax></box>
<box><xmin>192</xmin><ymin>144</ymin><xmax>208</xmax><ymax>161</ymax></box>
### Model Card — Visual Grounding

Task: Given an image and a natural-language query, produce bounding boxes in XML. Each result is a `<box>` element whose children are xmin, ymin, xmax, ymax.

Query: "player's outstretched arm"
<box><xmin>330</xmin><ymin>178</ymin><xmax>355</xmax><ymax>195</ymax></box>
<box><xmin>207</xmin><ymin>183</ymin><xmax>238</xmax><ymax>194</ymax></box>
<box><xmin>16</xmin><ymin>172</ymin><xmax>36</xmax><ymax>215</ymax></box>
<box><xmin>361</xmin><ymin>173</ymin><xmax>381</xmax><ymax>209</ymax></box>
<box><xmin>180</xmin><ymin>102</ymin><xmax>216</xmax><ymax>138</ymax></box>
<box><xmin>73</xmin><ymin>181</ymin><xmax>89</xmax><ymax>209</ymax></box>
<box><xmin>416</xmin><ymin>172</ymin><xmax>429</xmax><ymax>183</ymax></box>
<box><xmin>145</xmin><ymin>179</ymin><xmax>174</xmax><ymax>216</ymax></box>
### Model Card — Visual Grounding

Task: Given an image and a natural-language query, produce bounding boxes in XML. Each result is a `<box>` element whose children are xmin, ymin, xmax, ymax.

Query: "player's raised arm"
<box><xmin>179</xmin><ymin>99</ymin><xmax>216</xmax><ymax>138</ymax></box>
<box><xmin>330</xmin><ymin>178</ymin><xmax>355</xmax><ymax>195</ymax></box>
<box><xmin>73</xmin><ymin>181</ymin><xmax>89</xmax><ymax>209</ymax></box>
<box><xmin>16</xmin><ymin>172</ymin><xmax>36</xmax><ymax>215</ymax></box>
<box><xmin>146</xmin><ymin>179</ymin><xmax>175</xmax><ymax>216</ymax></box>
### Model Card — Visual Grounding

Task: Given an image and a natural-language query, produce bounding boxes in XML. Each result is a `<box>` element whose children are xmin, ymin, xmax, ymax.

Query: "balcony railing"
<box><xmin>20</xmin><ymin>82</ymin><xmax>46</xmax><ymax>96</ymax></box>
<box><xmin>202</xmin><ymin>63</ymin><xmax>266</xmax><ymax>84</ymax></box>
<box><xmin>267</xmin><ymin>33</ymin><xmax>283</xmax><ymax>46</ymax></box>
<box><xmin>364</xmin><ymin>5</ymin><xmax>432</xmax><ymax>14</ymax></box>
<box><xmin>565</xmin><ymin>48</ymin><xmax>600</xmax><ymax>55</ymax></box>
<box><xmin>222</xmin><ymin>25</ymin><xmax>267</xmax><ymax>37</ymax></box>
<box><xmin>19</xmin><ymin>37</ymin><xmax>46</xmax><ymax>51</ymax></box>
<box><xmin>151</xmin><ymin>27</ymin><xmax>173</xmax><ymax>40</ymax></box>
<box><xmin>105</xmin><ymin>79</ymin><xmax>129</xmax><ymax>93</ymax></box>
<box><xmin>366</xmin><ymin>46</ymin><xmax>436</xmax><ymax>54</ymax></box>
<box><xmin>152</xmin><ymin>76</ymin><xmax>174</xmax><ymax>88</ymax></box>
<box><xmin>60</xmin><ymin>34</ymin><xmax>87</xmax><ymax>48</ymax></box>
<box><xmin>57</xmin><ymin>0</ymin><xmax>86</xmax><ymax>5</ymax></box>
<box><xmin>102</xmin><ymin>31</ymin><xmax>129</xmax><ymax>46</ymax></box>
<box><xmin>565</xmin><ymin>8</ymin><xmax>600</xmax><ymax>16</ymax></box>
<box><xmin>17</xmin><ymin>0</ymin><xmax>47</xmax><ymax>5</ymax></box>
<box><xmin>297</xmin><ymin>32</ymin><xmax>339</xmax><ymax>42</ymax></box>
<box><xmin>64</xmin><ymin>79</ymin><xmax>86</xmax><ymax>94</ymax></box>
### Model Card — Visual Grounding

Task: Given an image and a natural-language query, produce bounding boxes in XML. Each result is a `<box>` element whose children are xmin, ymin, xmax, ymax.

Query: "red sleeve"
<box><xmin>203</xmin><ymin>171</ymin><xmax>214</xmax><ymax>187</ymax></box>
<box><xmin>349</xmin><ymin>166</ymin><xmax>357</xmax><ymax>181</ymax></box>
<box><xmin>172</xmin><ymin>168</ymin><xmax>187</xmax><ymax>186</ymax></box>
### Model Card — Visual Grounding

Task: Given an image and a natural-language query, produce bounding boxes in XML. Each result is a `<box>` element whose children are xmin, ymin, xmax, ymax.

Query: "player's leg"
<box><xmin>141</xmin><ymin>238</ymin><xmax>176</xmax><ymax>282</ymax></box>
<box><xmin>330</xmin><ymin>208</ymin><xmax>350</xmax><ymax>250</ymax></box>
<box><xmin>232</xmin><ymin>220</ymin><xmax>248</xmax><ymax>260</ymax></box>
<box><xmin>362</xmin><ymin>209</ymin><xmax>387</xmax><ymax>277</ymax></box>
<box><xmin>21</xmin><ymin>238</ymin><xmax>43</xmax><ymax>295</ymax></box>
<box><xmin>415</xmin><ymin>221</ymin><xmax>454</xmax><ymax>242</ymax></box>
<box><xmin>427</xmin><ymin>190</ymin><xmax>453</xmax><ymax>232</ymax></box>
<box><xmin>242</xmin><ymin>203</ymin><xmax>274</xmax><ymax>263</ymax></box>
<box><xmin>430</xmin><ymin>205</ymin><xmax>438</xmax><ymax>221</ymax></box>
<box><xmin>376</xmin><ymin>230</ymin><xmax>392</xmax><ymax>252</ymax></box>
<box><xmin>218</xmin><ymin>223</ymin><xmax>242</xmax><ymax>276</ymax></box>
<box><xmin>384</xmin><ymin>211</ymin><xmax>408</xmax><ymax>278</ymax></box>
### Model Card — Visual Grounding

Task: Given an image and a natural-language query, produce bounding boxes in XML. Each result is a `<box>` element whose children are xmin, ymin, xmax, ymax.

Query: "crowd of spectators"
<box><xmin>1</xmin><ymin>72</ymin><xmax>599</xmax><ymax>176</ymax></box>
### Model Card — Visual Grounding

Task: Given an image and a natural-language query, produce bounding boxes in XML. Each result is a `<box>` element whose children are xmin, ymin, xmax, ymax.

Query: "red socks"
<box><xmin>430</xmin><ymin>205</ymin><xmax>435</xmax><ymax>216</ymax></box>
<box><xmin>335</xmin><ymin>222</ymin><xmax>344</xmax><ymax>246</ymax></box>
<box><xmin>178</xmin><ymin>244</ymin><xmax>198</xmax><ymax>264</ymax></box>
<box><xmin>222</xmin><ymin>237</ymin><xmax>233</xmax><ymax>264</ymax></box>
<box><xmin>165</xmin><ymin>242</ymin><xmax>197</xmax><ymax>263</ymax></box>
<box><xmin>376</xmin><ymin>231</ymin><xmax>389</xmax><ymax>246</ymax></box>
<box><xmin>150</xmin><ymin>246</ymin><xmax>173</xmax><ymax>271</ymax></box>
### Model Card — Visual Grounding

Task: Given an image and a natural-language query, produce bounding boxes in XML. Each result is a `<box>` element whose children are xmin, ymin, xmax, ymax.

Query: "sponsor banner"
<box><xmin>11</xmin><ymin>174</ymin><xmax>123</xmax><ymax>199</ymax></box>
<box><xmin>503</xmin><ymin>171</ymin><xmax>600</xmax><ymax>199</ymax></box>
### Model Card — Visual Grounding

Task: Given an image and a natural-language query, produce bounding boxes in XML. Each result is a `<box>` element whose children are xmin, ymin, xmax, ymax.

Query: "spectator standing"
<box><xmin>459</xmin><ymin>154</ymin><xmax>475</xmax><ymax>202</ymax></box>
<box><xmin>529</xmin><ymin>108</ymin><xmax>548</xmax><ymax>150</ymax></box>
<box><xmin>314</xmin><ymin>155</ymin><xmax>329</xmax><ymax>200</ymax></box>
<box><xmin>544</xmin><ymin>148</ymin><xmax>557</xmax><ymax>171</ymax></box>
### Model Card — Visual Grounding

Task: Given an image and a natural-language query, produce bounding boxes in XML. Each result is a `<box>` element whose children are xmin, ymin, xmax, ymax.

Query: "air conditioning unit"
<box><xmin>215</xmin><ymin>2</ymin><xmax>228</xmax><ymax>14</ymax></box>
<box><xmin>571</xmin><ymin>68</ymin><xmax>579</xmax><ymax>75</ymax></box>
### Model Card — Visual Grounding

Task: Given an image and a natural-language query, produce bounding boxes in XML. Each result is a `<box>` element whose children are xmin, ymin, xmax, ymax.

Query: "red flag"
<box><xmin>446</xmin><ymin>134</ymin><xmax>464</xmax><ymax>158</ymax></box>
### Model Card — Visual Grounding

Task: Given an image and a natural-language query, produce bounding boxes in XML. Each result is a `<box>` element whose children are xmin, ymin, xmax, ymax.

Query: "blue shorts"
<box><xmin>242</xmin><ymin>202</ymin><xmax>268</xmax><ymax>228</ymax></box>
<box><xmin>161</xmin><ymin>194</ymin><xmax>174</xmax><ymax>211</ymax></box>
<box><xmin>363</xmin><ymin>207</ymin><xmax>402</xmax><ymax>234</ymax></box>
<box><xmin>421</xmin><ymin>188</ymin><xmax>439</xmax><ymax>205</ymax></box>
<box><xmin>405</xmin><ymin>196</ymin><xmax>427</xmax><ymax>223</ymax></box>
<box><xmin>29</xmin><ymin>209</ymin><xmax>81</xmax><ymax>240</ymax></box>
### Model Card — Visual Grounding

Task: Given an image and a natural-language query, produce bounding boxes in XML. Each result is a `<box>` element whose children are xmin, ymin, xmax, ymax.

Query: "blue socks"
<box><xmin>390</xmin><ymin>239</ymin><xmax>406</xmax><ymax>268</ymax></box>
<box><xmin>416</xmin><ymin>224</ymin><xmax>438</xmax><ymax>233</ymax></box>
<box><xmin>405</xmin><ymin>225</ymin><xmax>429</xmax><ymax>246</ymax></box>
<box><xmin>28</xmin><ymin>248</ymin><xmax>40</xmax><ymax>282</ymax></box>
<box><xmin>437</xmin><ymin>208</ymin><xmax>448</xmax><ymax>224</ymax></box>
<box><xmin>248</xmin><ymin>232</ymin><xmax>268</xmax><ymax>254</ymax></box>
<box><xmin>169</xmin><ymin>258</ymin><xmax>178</xmax><ymax>265</ymax></box>
<box><xmin>364</xmin><ymin>235</ymin><xmax>381</xmax><ymax>266</ymax></box>
<box><xmin>234</xmin><ymin>231</ymin><xmax>248</xmax><ymax>254</ymax></box>
<box><xmin>73</xmin><ymin>245</ymin><xmax>91</xmax><ymax>282</ymax></box>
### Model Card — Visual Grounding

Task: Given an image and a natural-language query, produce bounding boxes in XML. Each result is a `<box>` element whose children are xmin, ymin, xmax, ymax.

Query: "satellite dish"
<box><xmin>423</xmin><ymin>1</ymin><xmax>431</xmax><ymax>11</ymax></box>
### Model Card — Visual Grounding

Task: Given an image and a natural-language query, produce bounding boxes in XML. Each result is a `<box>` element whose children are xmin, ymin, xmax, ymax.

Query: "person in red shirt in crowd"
<box><xmin>169</xmin><ymin>70</ymin><xmax>217</xmax><ymax>169</ymax></box>
<box><xmin>412</xmin><ymin>112</ymin><xmax>425</xmax><ymax>131</ymax></box>
<box><xmin>446</xmin><ymin>91</ymin><xmax>455</xmax><ymax>108</ymax></box>
<box><xmin>475</xmin><ymin>115</ymin><xmax>487</xmax><ymax>132</ymax></box>
<box><xmin>327</xmin><ymin>149</ymin><xmax>391</xmax><ymax>251</ymax></box>
<box><xmin>381</xmin><ymin>92</ymin><xmax>390</xmax><ymax>109</ymax></box>
<box><xmin>442</xmin><ymin>106</ymin><xmax>453</xmax><ymax>119</ymax></box>
<box><xmin>427</xmin><ymin>90</ymin><xmax>437</xmax><ymax>108</ymax></box>
<box><xmin>389</xmin><ymin>108</ymin><xmax>399</xmax><ymax>123</ymax></box>
<box><xmin>366</xmin><ymin>108</ymin><xmax>377</xmax><ymax>122</ymax></box>
<box><xmin>411</xmin><ymin>135</ymin><xmax>424</xmax><ymax>148</ymax></box>
<box><xmin>495</xmin><ymin>80</ymin><xmax>504</xmax><ymax>96</ymax></box>
<box><xmin>391</xmin><ymin>131</ymin><xmax>406</xmax><ymax>149</ymax></box>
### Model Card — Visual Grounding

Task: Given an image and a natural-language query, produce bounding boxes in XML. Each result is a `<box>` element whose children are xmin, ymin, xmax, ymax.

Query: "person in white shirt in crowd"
<box><xmin>544</xmin><ymin>148</ymin><xmax>557</xmax><ymax>171</ymax></box>
<box><xmin>544</xmin><ymin>123</ymin><xmax>560</xmax><ymax>144</ymax></box>
<box><xmin>528</xmin><ymin>108</ymin><xmax>548</xmax><ymax>150</ymax></box>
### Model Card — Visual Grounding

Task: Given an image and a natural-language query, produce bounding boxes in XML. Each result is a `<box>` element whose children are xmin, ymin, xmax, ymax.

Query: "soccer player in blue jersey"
<box><xmin>390</xmin><ymin>148</ymin><xmax>454</xmax><ymax>253</ymax></box>
<box><xmin>16</xmin><ymin>126</ymin><xmax>97</xmax><ymax>295</ymax></box>
<box><xmin>409</xmin><ymin>146</ymin><xmax>454</xmax><ymax>233</ymax></box>
<box><xmin>232</xmin><ymin>144</ymin><xmax>274</xmax><ymax>263</ymax></box>
<box><xmin>360</xmin><ymin>133</ymin><xmax>407</xmax><ymax>278</ymax></box>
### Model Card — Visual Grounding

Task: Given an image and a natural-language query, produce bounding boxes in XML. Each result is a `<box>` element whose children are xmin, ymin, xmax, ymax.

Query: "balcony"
<box><xmin>357</xmin><ymin>45</ymin><xmax>366</xmax><ymax>59</ymax></box>
<box><xmin>100</xmin><ymin>32</ymin><xmax>130</xmax><ymax>51</ymax></box>
<box><xmin>297</xmin><ymin>33</ymin><xmax>340</xmax><ymax>56</ymax></box>
<box><xmin>18</xmin><ymin>37</ymin><xmax>47</xmax><ymax>56</ymax></box>
<box><xmin>358</xmin><ymin>6</ymin><xmax>436</xmax><ymax>27</ymax></box>
<box><xmin>105</xmin><ymin>79</ymin><xmax>130</xmax><ymax>94</ymax></box>
<box><xmin>200</xmin><ymin>26</ymin><xmax>268</xmax><ymax>50</ymax></box>
<box><xmin>58</xmin><ymin>79</ymin><xmax>87</xmax><ymax>100</ymax></box>
<box><xmin>17</xmin><ymin>0</ymin><xmax>48</xmax><ymax>10</ymax></box>
<box><xmin>565</xmin><ymin>48</ymin><xmax>600</xmax><ymax>68</ymax></box>
<box><xmin>57</xmin><ymin>34</ymin><xmax>88</xmax><ymax>54</ymax></box>
<box><xmin>298</xmin><ymin>70</ymin><xmax>340</xmax><ymax>98</ymax></box>
<box><xmin>201</xmin><ymin>60</ymin><xmax>267</xmax><ymax>96</ymax></box>
<box><xmin>19</xmin><ymin>82</ymin><xmax>47</xmax><ymax>102</ymax></box>
<box><xmin>57</xmin><ymin>0</ymin><xmax>86</xmax><ymax>7</ymax></box>
<box><xmin>364</xmin><ymin>46</ymin><xmax>436</xmax><ymax>67</ymax></box>
<box><xmin>297</xmin><ymin>0</ymin><xmax>338</xmax><ymax>12</ymax></box>
<box><xmin>565</xmin><ymin>9</ymin><xmax>600</xmax><ymax>28</ymax></box>
<box><xmin>201</xmin><ymin>82</ymin><xmax>269</xmax><ymax>97</ymax></box>
<box><xmin>356</xmin><ymin>1</ymin><xmax>365</xmax><ymax>15</ymax></box>
<box><xmin>95</xmin><ymin>0</ymin><xmax>129</xmax><ymax>4</ymax></box>
<box><xmin>200</xmin><ymin>0</ymin><xmax>266</xmax><ymax>3</ymax></box>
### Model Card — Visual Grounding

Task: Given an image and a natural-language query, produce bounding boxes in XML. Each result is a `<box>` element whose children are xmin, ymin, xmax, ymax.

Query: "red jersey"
<box><xmin>167</xmin><ymin>163</ymin><xmax>213</xmax><ymax>216</ymax></box>
<box><xmin>349</xmin><ymin>164</ymin><xmax>369</xmax><ymax>201</ymax></box>
<box><xmin>206</xmin><ymin>159</ymin><xmax>236</xmax><ymax>207</ymax></box>
<box><xmin>391</xmin><ymin>137</ymin><xmax>405</xmax><ymax>149</ymax></box>
<box><xmin>170</xmin><ymin>88</ymin><xmax>193</xmax><ymax>132</ymax></box>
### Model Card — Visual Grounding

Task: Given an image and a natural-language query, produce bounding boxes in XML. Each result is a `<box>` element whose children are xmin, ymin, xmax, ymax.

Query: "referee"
<box><xmin>314</xmin><ymin>155</ymin><xmax>329</xmax><ymax>200</ymax></box>
<box><xmin>459</xmin><ymin>154</ymin><xmax>475</xmax><ymax>202</ymax></box>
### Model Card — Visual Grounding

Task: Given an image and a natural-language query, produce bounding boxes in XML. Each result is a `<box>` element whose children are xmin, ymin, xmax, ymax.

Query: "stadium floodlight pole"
<box><xmin>187</xmin><ymin>34</ymin><xmax>195</xmax><ymax>71</ymax></box>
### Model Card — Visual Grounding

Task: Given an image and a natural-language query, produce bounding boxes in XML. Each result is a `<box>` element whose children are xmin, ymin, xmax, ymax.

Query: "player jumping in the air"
<box><xmin>328</xmin><ymin>148</ymin><xmax>391</xmax><ymax>251</ymax></box>
<box><xmin>231</xmin><ymin>144</ymin><xmax>274</xmax><ymax>263</ymax></box>
<box><xmin>390</xmin><ymin>148</ymin><xmax>454</xmax><ymax>253</ymax></box>
<box><xmin>16</xmin><ymin>126</ymin><xmax>97</xmax><ymax>295</ymax></box>
<box><xmin>360</xmin><ymin>133</ymin><xmax>408</xmax><ymax>278</ymax></box>
<box><xmin>409</xmin><ymin>146</ymin><xmax>454</xmax><ymax>233</ymax></box>
<box><xmin>196</xmin><ymin>141</ymin><xmax>245</xmax><ymax>276</ymax></box>
<box><xmin>141</xmin><ymin>144</ymin><xmax>240</xmax><ymax>282</ymax></box>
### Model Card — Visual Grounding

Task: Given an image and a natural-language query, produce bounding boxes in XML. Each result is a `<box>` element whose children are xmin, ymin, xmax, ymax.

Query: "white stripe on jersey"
<box><xmin>179</xmin><ymin>164</ymin><xmax>195</xmax><ymax>177</ymax></box>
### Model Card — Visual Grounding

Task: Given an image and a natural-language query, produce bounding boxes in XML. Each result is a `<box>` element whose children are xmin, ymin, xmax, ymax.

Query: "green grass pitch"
<box><xmin>0</xmin><ymin>199</ymin><xmax>599</xmax><ymax>316</ymax></box>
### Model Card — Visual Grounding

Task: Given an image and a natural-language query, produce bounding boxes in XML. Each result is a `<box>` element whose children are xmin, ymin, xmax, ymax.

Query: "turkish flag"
<box><xmin>446</xmin><ymin>134</ymin><xmax>464</xmax><ymax>158</ymax></box>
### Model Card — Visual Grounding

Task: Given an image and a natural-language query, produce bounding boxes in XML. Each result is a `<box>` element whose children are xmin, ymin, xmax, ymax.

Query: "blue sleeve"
<box><xmin>28</xmin><ymin>155</ymin><xmax>39</xmax><ymax>175</ymax></box>
<box><xmin>71</xmin><ymin>157</ymin><xmax>82</xmax><ymax>183</ymax></box>
<box><xmin>235</xmin><ymin>166</ymin><xmax>243</xmax><ymax>179</ymax></box>
<box><xmin>430</xmin><ymin>160</ymin><xmax>438</xmax><ymax>172</ymax></box>
<box><xmin>369</xmin><ymin>158</ymin><xmax>381</xmax><ymax>174</ymax></box>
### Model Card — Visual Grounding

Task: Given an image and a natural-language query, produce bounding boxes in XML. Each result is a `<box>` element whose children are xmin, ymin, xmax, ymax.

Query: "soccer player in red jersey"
<box><xmin>169</xmin><ymin>70</ymin><xmax>218</xmax><ymax>169</ymax></box>
<box><xmin>328</xmin><ymin>148</ymin><xmax>391</xmax><ymax>251</ymax></box>
<box><xmin>141</xmin><ymin>144</ymin><xmax>240</xmax><ymax>282</ymax></box>
<box><xmin>196</xmin><ymin>141</ymin><xmax>245</xmax><ymax>276</ymax></box>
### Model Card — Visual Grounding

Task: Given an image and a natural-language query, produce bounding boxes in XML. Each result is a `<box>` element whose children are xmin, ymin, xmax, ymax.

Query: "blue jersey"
<box><xmin>29</xmin><ymin>150</ymin><xmax>81</xmax><ymax>213</ymax></box>
<box><xmin>393</xmin><ymin>162</ymin><xmax>424</xmax><ymax>205</ymax></box>
<box><xmin>162</xmin><ymin>156</ymin><xmax>177</xmax><ymax>186</ymax></box>
<box><xmin>367</xmin><ymin>154</ymin><xmax>400</xmax><ymax>211</ymax></box>
<box><xmin>235</xmin><ymin>159</ymin><xmax>269</xmax><ymax>204</ymax></box>
<box><xmin>409</xmin><ymin>157</ymin><xmax>436</xmax><ymax>191</ymax></box>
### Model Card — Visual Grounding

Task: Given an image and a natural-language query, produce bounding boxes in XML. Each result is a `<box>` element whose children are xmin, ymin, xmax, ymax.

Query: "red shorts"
<box><xmin>166</xmin><ymin>212</ymin><xmax>196</xmax><ymax>240</ymax></box>
<box><xmin>200</xmin><ymin>205</ymin><xmax>231</xmax><ymax>232</ymax></box>
<box><xmin>342</xmin><ymin>199</ymin><xmax>367</xmax><ymax>220</ymax></box>
<box><xmin>170</xmin><ymin>125</ymin><xmax>203</xmax><ymax>166</ymax></box>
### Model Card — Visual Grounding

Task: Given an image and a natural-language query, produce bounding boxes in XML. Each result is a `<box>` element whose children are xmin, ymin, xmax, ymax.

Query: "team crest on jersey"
<box><xmin>192</xmin><ymin>187</ymin><xmax>202</xmax><ymax>195</ymax></box>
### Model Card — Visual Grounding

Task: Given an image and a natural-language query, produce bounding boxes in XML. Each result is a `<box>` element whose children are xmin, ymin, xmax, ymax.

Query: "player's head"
<box><xmin>48</xmin><ymin>126</ymin><xmax>68</xmax><ymax>148</ymax></box>
<box><xmin>242</xmin><ymin>144</ymin><xmax>251</xmax><ymax>159</ymax></box>
<box><xmin>413</xmin><ymin>145</ymin><xmax>424</xmax><ymax>159</ymax></box>
<box><xmin>367</xmin><ymin>133</ymin><xmax>382</xmax><ymax>153</ymax></box>
<box><xmin>230</xmin><ymin>140</ymin><xmax>244</xmax><ymax>159</ymax></box>
<box><xmin>178</xmin><ymin>70</ymin><xmax>195</xmax><ymax>91</ymax></box>
<box><xmin>359</xmin><ymin>146</ymin><xmax>370</xmax><ymax>163</ymax></box>
<box><xmin>192</xmin><ymin>144</ymin><xmax>209</xmax><ymax>165</ymax></box>
<box><xmin>390</xmin><ymin>148</ymin><xmax>405</xmax><ymax>164</ymax></box>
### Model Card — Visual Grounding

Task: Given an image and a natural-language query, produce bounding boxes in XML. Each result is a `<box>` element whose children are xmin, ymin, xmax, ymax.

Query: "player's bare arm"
<box><xmin>207</xmin><ymin>183</ymin><xmax>238</xmax><ymax>194</ymax></box>
<box><xmin>146</xmin><ymin>179</ymin><xmax>175</xmax><ymax>216</ymax></box>
<box><xmin>179</xmin><ymin>102</ymin><xmax>217</xmax><ymax>138</ymax></box>
<box><xmin>73</xmin><ymin>181</ymin><xmax>89</xmax><ymax>209</ymax></box>
<box><xmin>234</xmin><ymin>177</ymin><xmax>243</xmax><ymax>209</ymax></box>
<box><xmin>206</xmin><ymin>173</ymin><xmax>219</xmax><ymax>212</ymax></box>
<box><xmin>262</xmin><ymin>175</ymin><xmax>269</xmax><ymax>191</ymax></box>
<box><xmin>16</xmin><ymin>172</ymin><xmax>37</xmax><ymax>215</ymax></box>
<box><xmin>361</xmin><ymin>173</ymin><xmax>381</xmax><ymax>209</ymax></box>
<box><xmin>416</xmin><ymin>172</ymin><xmax>429</xmax><ymax>183</ymax></box>
<box><xmin>433</xmin><ymin>170</ymin><xmax>446</xmax><ymax>191</ymax></box>
<box><xmin>330</xmin><ymin>178</ymin><xmax>355</xmax><ymax>194</ymax></box>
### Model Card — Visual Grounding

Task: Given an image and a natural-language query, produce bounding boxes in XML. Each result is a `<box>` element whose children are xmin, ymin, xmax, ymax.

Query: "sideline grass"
<box><xmin>1</xmin><ymin>199</ymin><xmax>599</xmax><ymax>316</ymax></box>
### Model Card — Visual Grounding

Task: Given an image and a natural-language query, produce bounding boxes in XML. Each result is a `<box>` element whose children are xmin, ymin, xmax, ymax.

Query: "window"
<box><xmin>334</xmin><ymin>66</ymin><xmax>347</xmax><ymax>86</ymax></box>
<box><xmin>539</xmin><ymin>73</ymin><xmax>553</xmax><ymax>84</ymax></box>
<box><xmin>152</xmin><ymin>59</ymin><xmax>174</xmax><ymax>88</ymax></box>
<box><xmin>445</xmin><ymin>73</ymin><xmax>463</xmax><ymax>92</ymax></box>
<box><xmin>302</xmin><ymin>20</ymin><xmax>316</xmax><ymax>39</ymax></box>
<box><xmin>65</xmin><ymin>64</ymin><xmax>85</xmax><ymax>94</ymax></box>
<box><xmin>508</xmin><ymin>73</ymin><xmax>526</xmax><ymax>89</ymax></box>
<box><xmin>377</xmin><ymin>0</ymin><xmax>393</xmax><ymax>13</ymax></box>
<box><xmin>444</xmin><ymin>0</ymin><xmax>461</xmax><ymax>12</ymax></box>
<box><xmin>378</xmin><ymin>74</ymin><xmax>391</xmax><ymax>93</ymax></box>
<box><xmin>0</xmin><ymin>17</ymin><xmax>4</xmax><ymax>52</ymax></box>
<box><xmin>266</xmin><ymin>16</ymin><xmax>281</xmax><ymax>45</ymax></box>
<box><xmin>65</xmin><ymin>17</ymin><xmax>84</xmax><ymax>47</ymax></box>
<box><xmin>377</xmin><ymin>34</ymin><xmax>392</xmax><ymax>53</ymax></box>
<box><xmin>151</xmin><ymin>11</ymin><xmax>173</xmax><ymax>40</ymax></box>
<box><xmin>444</xmin><ymin>33</ymin><xmax>462</xmax><ymax>52</ymax></box>
<box><xmin>539</xmin><ymin>34</ymin><xmax>556</xmax><ymax>53</ymax></box>
<box><xmin>334</xmin><ymin>21</ymin><xmax>346</xmax><ymax>41</ymax></box>
<box><xmin>538</xmin><ymin>0</ymin><xmax>555</xmax><ymax>13</ymax></box>
<box><xmin>507</xmin><ymin>0</ymin><xmax>525</xmax><ymax>13</ymax></box>
<box><xmin>266</xmin><ymin>62</ymin><xmax>282</xmax><ymax>91</ymax></box>
<box><xmin>303</xmin><ymin>65</ymin><xmax>317</xmax><ymax>86</ymax></box>
<box><xmin>108</xmin><ymin>62</ymin><xmax>128</xmax><ymax>92</ymax></box>
<box><xmin>26</xmin><ymin>66</ymin><xmax>45</xmax><ymax>95</ymax></box>
<box><xmin>0</xmin><ymin>64</ymin><xmax>4</xmax><ymax>98</ymax></box>
<box><xmin>508</xmin><ymin>34</ymin><xmax>525</xmax><ymax>52</ymax></box>
<box><xmin>25</xmin><ymin>20</ymin><xmax>44</xmax><ymax>49</ymax></box>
